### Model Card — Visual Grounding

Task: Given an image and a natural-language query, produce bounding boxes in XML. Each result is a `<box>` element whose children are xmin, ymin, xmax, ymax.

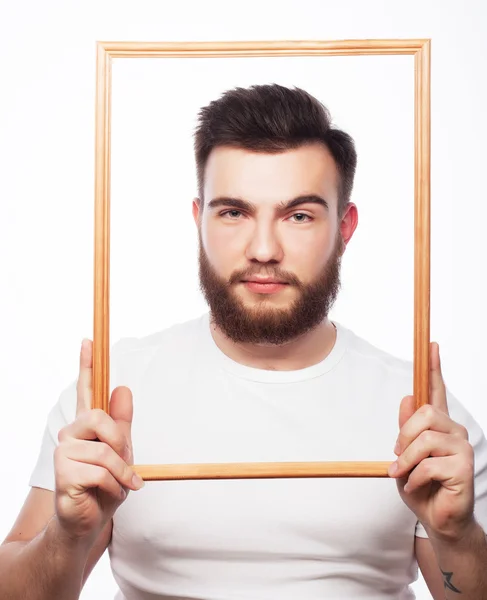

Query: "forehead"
<box><xmin>203</xmin><ymin>143</ymin><xmax>339</xmax><ymax>209</ymax></box>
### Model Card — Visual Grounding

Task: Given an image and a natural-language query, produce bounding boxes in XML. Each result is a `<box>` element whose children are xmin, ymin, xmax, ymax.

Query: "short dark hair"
<box><xmin>193</xmin><ymin>83</ymin><xmax>357</xmax><ymax>218</ymax></box>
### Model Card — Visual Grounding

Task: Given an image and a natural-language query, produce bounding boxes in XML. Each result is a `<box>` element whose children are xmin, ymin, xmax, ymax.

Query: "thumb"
<box><xmin>398</xmin><ymin>394</ymin><xmax>416</xmax><ymax>430</ymax></box>
<box><xmin>109</xmin><ymin>386</ymin><xmax>134</xmax><ymax>463</ymax></box>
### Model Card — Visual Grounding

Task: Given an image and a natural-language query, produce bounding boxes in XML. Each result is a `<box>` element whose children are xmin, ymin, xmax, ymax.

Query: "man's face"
<box><xmin>193</xmin><ymin>143</ymin><xmax>353</xmax><ymax>345</ymax></box>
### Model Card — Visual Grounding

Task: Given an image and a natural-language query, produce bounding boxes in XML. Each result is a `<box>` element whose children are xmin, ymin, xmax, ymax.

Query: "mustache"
<box><xmin>228</xmin><ymin>268</ymin><xmax>302</xmax><ymax>287</ymax></box>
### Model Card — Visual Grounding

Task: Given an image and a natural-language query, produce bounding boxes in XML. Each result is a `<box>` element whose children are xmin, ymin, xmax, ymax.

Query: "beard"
<box><xmin>198</xmin><ymin>230</ymin><xmax>344</xmax><ymax>345</ymax></box>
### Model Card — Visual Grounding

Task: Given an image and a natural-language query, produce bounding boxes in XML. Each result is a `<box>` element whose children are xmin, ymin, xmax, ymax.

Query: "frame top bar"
<box><xmin>98</xmin><ymin>39</ymin><xmax>430</xmax><ymax>57</ymax></box>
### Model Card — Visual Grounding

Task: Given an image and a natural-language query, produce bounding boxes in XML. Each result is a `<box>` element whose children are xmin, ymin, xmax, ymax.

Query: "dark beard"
<box><xmin>197</xmin><ymin>229</ymin><xmax>344</xmax><ymax>345</ymax></box>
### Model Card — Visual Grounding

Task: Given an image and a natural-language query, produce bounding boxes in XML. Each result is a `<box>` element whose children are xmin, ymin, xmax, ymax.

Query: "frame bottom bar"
<box><xmin>133</xmin><ymin>461</ymin><xmax>394</xmax><ymax>480</ymax></box>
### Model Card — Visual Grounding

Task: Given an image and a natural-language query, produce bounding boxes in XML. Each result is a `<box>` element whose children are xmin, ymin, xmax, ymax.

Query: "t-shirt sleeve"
<box><xmin>28</xmin><ymin>378</ymin><xmax>77</xmax><ymax>491</ymax></box>
<box><xmin>415</xmin><ymin>386</ymin><xmax>487</xmax><ymax>538</ymax></box>
<box><xmin>28</xmin><ymin>337</ymin><xmax>137</xmax><ymax>492</ymax></box>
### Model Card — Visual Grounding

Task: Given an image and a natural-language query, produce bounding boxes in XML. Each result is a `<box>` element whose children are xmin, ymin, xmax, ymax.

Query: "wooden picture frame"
<box><xmin>92</xmin><ymin>39</ymin><xmax>431</xmax><ymax>481</ymax></box>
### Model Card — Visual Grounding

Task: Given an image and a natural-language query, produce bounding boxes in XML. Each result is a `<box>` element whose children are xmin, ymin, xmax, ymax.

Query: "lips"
<box><xmin>241</xmin><ymin>279</ymin><xmax>289</xmax><ymax>294</ymax></box>
<box><xmin>242</xmin><ymin>278</ymin><xmax>288</xmax><ymax>284</ymax></box>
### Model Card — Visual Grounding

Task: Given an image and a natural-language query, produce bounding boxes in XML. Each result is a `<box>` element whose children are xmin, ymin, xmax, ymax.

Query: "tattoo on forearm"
<box><xmin>441</xmin><ymin>569</ymin><xmax>462</xmax><ymax>594</ymax></box>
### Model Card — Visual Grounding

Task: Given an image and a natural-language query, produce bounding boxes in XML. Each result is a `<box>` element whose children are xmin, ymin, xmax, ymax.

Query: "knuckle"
<box><xmin>90</xmin><ymin>408</ymin><xmax>107</xmax><ymax>427</ymax></box>
<box><xmin>97</xmin><ymin>442</ymin><xmax>112</xmax><ymax>462</ymax></box>
<box><xmin>110</xmin><ymin>431</ymin><xmax>126</xmax><ymax>455</ymax></box>
<box><xmin>419</xmin><ymin>404</ymin><xmax>434</xmax><ymax>419</ymax></box>
<box><xmin>414</xmin><ymin>462</ymin><xmax>424</xmax><ymax>479</ymax></box>
<box><xmin>122</xmin><ymin>463</ymin><xmax>134</xmax><ymax>485</ymax></box>
<box><xmin>117</xmin><ymin>438</ymin><xmax>129</xmax><ymax>459</ymax></box>
<box><xmin>102</xmin><ymin>469</ymin><xmax>113</xmax><ymax>486</ymax></box>
<box><xmin>420</xmin><ymin>430</ymin><xmax>434</xmax><ymax>446</ymax></box>
<box><xmin>452</xmin><ymin>425</ymin><xmax>469</xmax><ymax>443</ymax></box>
<box><xmin>57</xmin><ymin>427</ymin><xmax>68</xmax><ymax>443</ymax></box>
<box><xmin>420</xmin><ymin>459</ymin><xmax>433</xmax><ymax>477</ymax></box>
<box><xmin>95</xmin><ymin>468</ymin><xmax>111</xmax><ymax>487</ymax></box>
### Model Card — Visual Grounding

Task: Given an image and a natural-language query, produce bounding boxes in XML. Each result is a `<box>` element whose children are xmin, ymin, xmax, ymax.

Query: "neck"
<box><xmin>209</xmin><ymin>315</ymin><xmax>337</xmax><ymax>371</ymax></box>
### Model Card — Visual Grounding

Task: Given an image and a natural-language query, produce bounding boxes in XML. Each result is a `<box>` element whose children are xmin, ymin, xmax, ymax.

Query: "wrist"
<box><xmin>427</xmin><ymin>517</ymin><xmax>484</xmax><ymax>549</ymax></box>
<box><xmin>47</xmin><ymin>516</ymin><xmax>96</xmax><ymax>558</ymax></box>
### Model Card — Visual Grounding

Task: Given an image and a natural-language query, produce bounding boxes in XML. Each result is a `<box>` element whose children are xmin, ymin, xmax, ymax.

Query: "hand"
<box><xmin>54</xmin><ymin>339</ymin><xmax>144</xmax><ymax>547</ymax></box>
<box><xmin>388</xmin><ymin>342</ymin><xmax>476</xmax><ymax>543</ymax></box>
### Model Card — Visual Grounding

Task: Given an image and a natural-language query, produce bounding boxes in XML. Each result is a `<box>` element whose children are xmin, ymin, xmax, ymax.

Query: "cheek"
<box><xmin>203</xmin><ymin>223</ymin><xmax>242</xmax><ymax>270</ymax></box>
<box><xmin>284</xmin><ymin>229</ymin><xmax>332</xmax><ymax>271</ymax></box>
<box><xmin>293</xmin><ymin>253</ymin><xmax>327</xmax><ymax>282</ymax></box>
<box><xmin>205</xmin><ymin>215</ymin><xmax>253</xmax><ymax>246</ymax></box>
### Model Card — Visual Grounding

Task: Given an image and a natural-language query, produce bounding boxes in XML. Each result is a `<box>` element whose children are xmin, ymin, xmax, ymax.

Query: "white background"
<box><xmin>110</xmin><ymin>53</ymin><xmax>415</xmax><ymax>347</ymax></box>
<box><xmin>1</xmin><ymin>1</ymin><xmax>486</xmax><ymax>598</ymax></box>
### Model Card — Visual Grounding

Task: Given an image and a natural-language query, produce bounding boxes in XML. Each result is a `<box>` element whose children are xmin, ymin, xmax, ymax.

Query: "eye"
<box><xmin>290</xmin><ymin>213</ymin><xmax>312</xmax><ymax>223</ymax></box>
<box><xmin>220</xmin><ymin>210</ymin><xmax>243</xmax><ymax>219</ymax></box>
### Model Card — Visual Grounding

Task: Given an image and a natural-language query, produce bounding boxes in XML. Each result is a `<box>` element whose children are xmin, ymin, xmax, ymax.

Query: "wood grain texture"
<box><xmin>93</xmin><ymin>39</ymin><xmax>431</xmax><ymax>479</ymax></box>
<box><xmin>93</xmin><ymin>43</ymin><xmax>111</xmax><ymax>415</ymax></box>
<box><xmin>97</xmin><ymin>39</ymin><xmax>429</xmax><ymax>57</ymax></box>
<box><xmin>413</xmin><ymin>41</ymin><xmax>431</xmax><ymax>411</ymax></box>
<box><xmin>133</xmin><ymin>461</ymin><xmax>394</xmax><ymax>481</ymax></box>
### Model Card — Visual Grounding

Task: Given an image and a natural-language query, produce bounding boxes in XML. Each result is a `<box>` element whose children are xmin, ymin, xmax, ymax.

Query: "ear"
<box><xmin>339</xmin><ymin>202</ymin><xmax>359</xmax><ymax>251</ymax></box>
<box><xmin>192</xmin><ymin>197</ymin><xmax>201</xmax><ymax>227</ymax></box>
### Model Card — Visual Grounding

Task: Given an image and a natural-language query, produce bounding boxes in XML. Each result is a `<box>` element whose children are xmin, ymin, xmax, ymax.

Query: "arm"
<box><xmin>391</xmin><ymin>345</ymin><xmax>487</xmax><ymax>597</ymax></box>
<box><xmin>0</xmin><ymin>487</ymin><xmax>111</xmax><ymax>599</ymax></box>
<box><xmin>416</xmin><ymin>527</ymin><xmax>487</xmax><ymax>600</ymax></box>
<box><xmin>427</xmin><ymin>519</ymin><xmax>487</xmax><ymax>599</ymax></box>
<box><xmin>0</xmin><ymin>338</ymin><xmax>140</xmax><ymax>599</ymax></box>
<box><xmin>415</xmin><ymin>536</ymin><xmax>445</xmax><ymax>600</ymax></box>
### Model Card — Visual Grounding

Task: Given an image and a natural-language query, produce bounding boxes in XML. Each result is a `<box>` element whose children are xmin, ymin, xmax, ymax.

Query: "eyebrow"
<box><xmin>207</xmin><ymin>194</ymin><xmax>330</xmax><ymax>214</ymax></box>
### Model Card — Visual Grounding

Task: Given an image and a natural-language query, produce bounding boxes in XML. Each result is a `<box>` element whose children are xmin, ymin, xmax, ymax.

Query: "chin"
<box><xmin>239</xmin><ymin>288</ymin><xmax>292</xmax><ymax>306</ymax></box>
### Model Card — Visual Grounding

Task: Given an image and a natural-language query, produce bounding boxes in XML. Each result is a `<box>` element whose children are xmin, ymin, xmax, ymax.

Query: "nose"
<box><xmin>244</xmin><ymin>220</ymin><xmax>284</xmax><ymax>264</ymax></box>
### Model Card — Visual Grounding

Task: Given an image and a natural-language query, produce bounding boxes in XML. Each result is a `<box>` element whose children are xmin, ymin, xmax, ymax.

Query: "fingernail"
<box><xmin>132</xmin><ymin>473</ymin><xmax>145</xmax><ymax>489</ymax></box>
<box><xmin>394</xmin><ymin>441</ymin><xmax>400</xmax><ymax>455</ymax></box>
<box><xmin>389</xmin><ymin>462</ymin><xmax>398</xmax><ymax>476</ymax></box>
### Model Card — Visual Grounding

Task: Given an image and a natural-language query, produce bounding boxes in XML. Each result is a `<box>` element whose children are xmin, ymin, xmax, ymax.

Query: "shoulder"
<box><xmin>337</xmin><ymin>321</ymin><xmax>414</xmax><ymax>381</ymax></box>
<box><xmin>110</xmin><ymin>312</ymin><xmax>209</xmax><ymax>385</ymax></box>
<box><xmin>52</xmin><ymin>314</ymin><xmax>209</xmax><ymax>428</ymax></box>
<box><xmin>112</xmin><ymin>312</ymin><xmax>208</xmax><ymax>358</ymax></box>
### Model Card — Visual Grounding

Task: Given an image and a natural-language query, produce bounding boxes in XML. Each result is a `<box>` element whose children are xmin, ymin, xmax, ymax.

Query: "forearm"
<box><xmin>0</xmin><ymin>516</ymin><xmax>91</xmax><ymax>600</ymax></box>
<box><xmin>428</xmin><ymin>519</ymin><xmax>487</xmax><ymax>599</ymax></box>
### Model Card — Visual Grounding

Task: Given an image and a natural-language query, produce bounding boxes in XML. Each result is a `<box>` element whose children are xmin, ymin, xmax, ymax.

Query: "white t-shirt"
<box><xmin>29</xmin><ymin>312</ymin><xmax>487</xmax><ymax>599</ymax></box>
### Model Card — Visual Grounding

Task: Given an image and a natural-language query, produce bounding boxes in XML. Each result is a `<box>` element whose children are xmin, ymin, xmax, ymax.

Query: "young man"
<box><xmin>2</xmin><ymin>84</ymin><xmax>487</xmax><ymax>600</ymax></box>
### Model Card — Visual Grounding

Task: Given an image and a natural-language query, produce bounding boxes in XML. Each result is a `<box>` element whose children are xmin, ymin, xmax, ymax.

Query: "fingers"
<box><xmin>76</xmin><ymin>339</ymin><xmax>93</xmax><ymax>416</ymax></box>
<box><xmin>390</xmin><ymin>430</ymin><xmax>469</xmax><ymax>478</ymax></box>
<box><xmin>401</xmin><ymin>454</ymin><xmax>474</xmax><ymax>494</ymax></box>
<box><xmin>55</xmin><ymin>457</ymin><xmax>130</xmax><ymax>502</ymax></box>
<box><xmin>59</xmin><ymin>409</ymin><xmax>130</xmax><ymax>462</ymax></box>
<box><xmin>57</xmin><ymin>438</ymin><xmax>144</xmax><ymax>492</ymax></box>
<box><xmin>109</xmin><ymin>386</ymin><xmax>134</xmax><ymax>463</ymax></box>
<box><xmin>430</xmin><ymin>341</ymin><xmax>449</xmax><ymax>415</ymax></box>
<box><xmin>395</xmin><ymin>404</ymin><xmax>469</xmax><ymax>456</ymax></box>
<box><xmin>61</xmin><ymin>338</ymin><xmax>144</xmax><ymax>506</ymax></box>
<box><xmin>398</xmin><ymin>394</ymin><xmax>416</xmax><ymax>430</ymax></box>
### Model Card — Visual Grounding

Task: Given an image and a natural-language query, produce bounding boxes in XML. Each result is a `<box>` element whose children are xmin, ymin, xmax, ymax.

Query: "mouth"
<box><xmin>243</xmin><ymin>278</ymin><xmax>287</xmax><ymax>284</ymax></box>
<box><xmin>240</xmin><ymin>279</ymin><xmax>289</xmax><ymax>294</ymax></box>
